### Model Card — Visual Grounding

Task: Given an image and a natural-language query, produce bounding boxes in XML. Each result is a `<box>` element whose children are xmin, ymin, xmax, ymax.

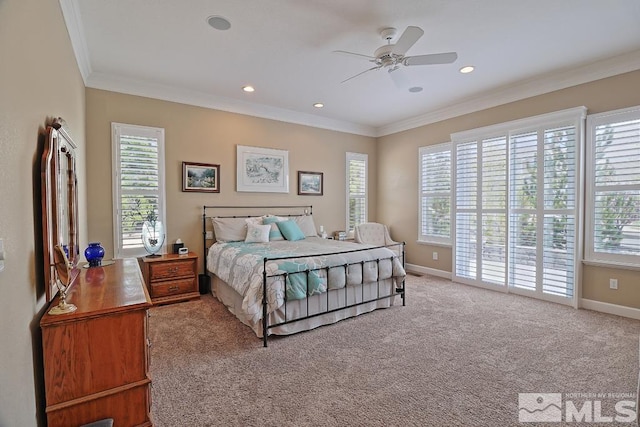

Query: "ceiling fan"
<box><xmin>335</xmin><ymin>26</ymin><xmax>458</xmax><ymax>85</ymax></box>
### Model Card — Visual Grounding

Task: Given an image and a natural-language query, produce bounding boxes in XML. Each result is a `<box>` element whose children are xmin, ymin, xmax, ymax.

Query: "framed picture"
<box><xmin>298</xmin><ymin>171</ymin><xmax>323</xmax><ymax>196</ymax></box>
<box><xmin>236</xmin><ymin>145</ymin><xmax>289</xmax><ymax>193</ymax></box>
<box><xmin>182</xmin><ymin>161</ymin><xmax>220</xmax><ymax>193</ymax></box>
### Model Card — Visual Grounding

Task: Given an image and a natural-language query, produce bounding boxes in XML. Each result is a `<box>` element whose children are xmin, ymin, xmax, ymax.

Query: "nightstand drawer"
<box><xmin>149</xmin><ymin>260</ymin><xmax>195</xmax><ymax>281</ymax></box>
<box><xmin>151</xmin><ymin>278</ymin><xmax>196</xmax><ymax>298</ymax></box>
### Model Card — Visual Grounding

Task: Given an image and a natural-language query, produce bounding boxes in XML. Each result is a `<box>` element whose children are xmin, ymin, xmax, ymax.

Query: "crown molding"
<box><xmin>59</xmin><ymin>0</ymin><xmax>91</xmax><ymax>84</ymax></box>
<box><xmin>86</xmin><ymin>72</ymin><xmax>377</xmax><ymax>137</ymax></box>
<box><xmin>376</xmin><ymin>49</ymin><xmax>640</xmax><ymax>137</ymax></box>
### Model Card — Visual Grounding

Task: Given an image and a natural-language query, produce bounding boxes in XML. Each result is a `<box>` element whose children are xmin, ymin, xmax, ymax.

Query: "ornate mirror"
<box><xmin>41</xmin><ymin>117</ymin><xmax>79</xmax><ymax>302</ymax></box>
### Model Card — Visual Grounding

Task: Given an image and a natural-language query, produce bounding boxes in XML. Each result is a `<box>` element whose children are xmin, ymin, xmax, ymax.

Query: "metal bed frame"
<box><xmin>202</xmin><ymin>205</ymin><xmax>405</xmax><ymax>347</ymax></box>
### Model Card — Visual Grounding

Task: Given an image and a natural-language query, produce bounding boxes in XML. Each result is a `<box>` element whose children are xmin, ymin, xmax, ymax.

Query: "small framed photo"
<box><xmin>298</xmin><ymin>171</ymin><xmax>323</xmax><ymax>196</ymax></box>
<box><xmin>182</xmin><ymin>162</ymin><xmax>220</xmax><ymax>193</ymax></box>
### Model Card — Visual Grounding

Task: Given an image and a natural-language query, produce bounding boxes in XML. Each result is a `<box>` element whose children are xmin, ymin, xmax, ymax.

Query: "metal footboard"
<box><xmin>261</xmin><ymin>243</ymin><xmax>405</xmax><ymax>347</ymax></box>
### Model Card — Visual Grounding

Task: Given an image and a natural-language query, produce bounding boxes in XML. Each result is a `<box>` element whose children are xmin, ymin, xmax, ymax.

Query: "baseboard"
<box><xmin>405</xmin><ymin>263</ymin><xmax>452</xmax><ymax>280</ymax></box>
<box><xmin>580</xmin><ymin>298</ymin><xmax>640</xmax><ymax>320</ymax></box>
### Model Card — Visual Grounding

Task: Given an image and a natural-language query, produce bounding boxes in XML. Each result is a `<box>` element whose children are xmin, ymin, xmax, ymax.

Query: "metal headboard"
<box><xmin>201</xmin><ymin>205</ymin><xmax>313</xmax><ymax>275</ymax></box>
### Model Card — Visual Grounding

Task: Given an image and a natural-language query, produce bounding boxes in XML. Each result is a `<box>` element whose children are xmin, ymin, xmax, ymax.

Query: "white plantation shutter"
<box><xmin>509</xmin><ymin>131</ymin><xmax>538</xmax><ymax>292</ymax></box>
<box><xmin>346</xmin><ymin>152</ymin><xmax>367</xmax><ymax>232</ymax></box>
<box><xmin>419</xmin><ymin>143</ymin><xmax>451</xmax><ymax>243</ymax></box>
<box><xmin>586</xmin><ymin>107</ymin><xmax>640</xmax><ymax>265</ymax></box>
<box><xmin>454</xmin><ymin>137</ymin><xmax>507</xmax><ymax>286</ymax></box>
<box><xmin>454</xmin><ymin>141</ymin><xmax>479</xmax><ymax>281</ymax></box>
<box><xmin>481</xmin><ymin>137</ymin><xmax>507</xmax><ymax>285</ymax></box>
<box><xmin>453</xmin><ymin>106</ymin><xmax>585</xmax><ymax>305</ymax></box>
<box><xmin>112</xmin><ymin>123</ymin><xmax>166</xmax><ymax>258</ymax></box>
<box><xmin>542</xmin><ymin>126</ymin><xmax>576</xmax><ymax>297</ymax></box>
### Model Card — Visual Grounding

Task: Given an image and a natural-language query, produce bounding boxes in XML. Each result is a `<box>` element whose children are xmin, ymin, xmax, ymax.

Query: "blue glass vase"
<box><xmin>85</xmin><ymin>242</ymin><xmax>105</xmax><ymax>267</ymax></box>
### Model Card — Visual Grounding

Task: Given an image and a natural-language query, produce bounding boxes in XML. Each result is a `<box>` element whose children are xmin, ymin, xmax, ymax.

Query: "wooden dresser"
<box><xmin>139</xmin><ymin>252</ymin><xmax>200</xmax><ymax>305</ymax></box>
<box><xmin>40</xmin><ymin>258</ymin><xmax>153</xmax><ymax>427</ymax></box>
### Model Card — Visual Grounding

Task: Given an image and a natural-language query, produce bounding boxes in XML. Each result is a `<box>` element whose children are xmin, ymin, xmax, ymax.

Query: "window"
<box><xmin>586</xmin><ymin>106</ymin><xmax>640</xmax><ymax>266</ymax></box>
<box><xmin>112</xmin><ymin>123</ymin><xmax>166</xmax><ymax>258</ymax></box>
<box><xmin>453</xmin><ymin>136</ymin><xmax>507</xmax><ymax>287</ymax></box>
<box><xmin>451</xmin><ymin>107</ymin><xmax>586</xmax><ymax>305</ymax></box>
<box><xmin>419</xmin><ymin>143</ymin><xmax>451</xmax><ymax>244</ymax></box>
<box><xmin>346</xmin><ymin>152</ymin><xmax>367</xmax><ymax>233</ymax></box>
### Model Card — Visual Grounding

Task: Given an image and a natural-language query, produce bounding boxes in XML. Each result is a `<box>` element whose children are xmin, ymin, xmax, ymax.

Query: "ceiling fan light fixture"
<box><xmin>207</xmin><ymin>15</ymin><xmax>231</xmax><ymax>31</ymax></box>
<box><xmin>460</xmin><ymin>65</ymin><xmax>475</xmax><ymax>74</ymax></box>
<box><xmin>313</xmin><ymin>103</ymin><xmax>324</xmax><ymax>108</ymax></box>
<box><xmin>242</xmin><ymin>85</ymin><xmax>255</xmax><ymax>93</ymax></box>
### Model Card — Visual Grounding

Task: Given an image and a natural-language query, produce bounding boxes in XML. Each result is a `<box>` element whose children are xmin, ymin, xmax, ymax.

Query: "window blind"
<box><xmin>589</xmin><ymin>111</ymin><xmax>640</xmax><ymax>263</ymax></box>
<box><xmin>346</xmin><ymin>152</ymin><xmax>367</xmax><ymax>232</ymax></box>
<box><xmin>112</xmin><ymin>123</ymin><xmax>165</xmax><ymax>258</ymax></box>
<box><xmin>419</xmin><ymin>144</ymin><xmax>451</xmax><ymax>243</ymax></box>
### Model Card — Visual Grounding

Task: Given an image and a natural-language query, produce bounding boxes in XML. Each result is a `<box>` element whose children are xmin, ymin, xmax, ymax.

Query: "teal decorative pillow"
<box><xmin>262</xmin><ymin>216</ymin><xmax>284</xmax><ymax>241</ymax></box>
<box><xmin>276</xmin><ymin>220</ymin><xmax>306</xmax><ymax>241</ymax></box>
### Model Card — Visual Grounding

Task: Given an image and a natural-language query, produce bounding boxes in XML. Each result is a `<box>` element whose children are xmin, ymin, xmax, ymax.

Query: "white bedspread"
<box><xmin>206</xmin><ymin>237</ymin><xmax>405</xmax><ymax>324</ymax></box>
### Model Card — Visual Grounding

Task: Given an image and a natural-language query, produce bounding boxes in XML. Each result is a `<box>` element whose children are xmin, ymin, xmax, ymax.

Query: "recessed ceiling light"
<box><xmin>460</xmin><ymin>66</ymin><xmax>475</xmax><ymax>74</ymax></box>
<box><xmin>313</xmin><ymin>103</ymin><xmax>324</xmax><ymax>108</ymax></box>
<box><xmin>207</xmin><ymin>15</ymin><xmax>231</xmax><ymax>31</ymax></box>
<box><xmin>408</xmin><ymin>86</ymin><xmax>423</xmax><ymax>93</ymax></box>
<box><xmin>242</xmin><ymin>85</ymin><xmax>255</xmax><ymax>93</ymax></box>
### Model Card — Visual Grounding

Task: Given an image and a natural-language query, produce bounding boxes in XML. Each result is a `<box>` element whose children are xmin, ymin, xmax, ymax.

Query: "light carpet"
<box><xmin>149</xmin><ymin>274</ymin><xmax>640</xmax><ymax>426</ymax></box>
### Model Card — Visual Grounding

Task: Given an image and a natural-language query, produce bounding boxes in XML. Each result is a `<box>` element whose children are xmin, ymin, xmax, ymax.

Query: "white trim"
<box><xmin>582</xmin><ymin>259</ymin><xmax>640</xmax><ymax>272</ymax></box>
<box><xmin>59</xmin><ymin>0</ymin><xmax>91</xmax><ymax>83</ymax></box>
<box><xmin>111</xmin><ymin>123</ymin><xmax>167</xmax><ymax>259</ymax></box>
<box><xmin>405</xmin><ymin>264</ymin><xmax>452</xmax><ymax>280</ymax></box>
<box><xmin>416</xmin><ymin>240</ymin><xmax>452</xmax><ymax>248</ymax></box>
<box><xmin>86</xmin><ymin>72</ymin><xmax>377</xmax><ymax>137</ymax></box>
<box><xmin>346</xmin><ymin>152</ymin><xmax>368</xmax><ymax>233</ymax></box>
<box><xmin>584</xmin><ymin>105</ymin><xmax>640</xmax><ymax>267</ymax></box>
<box><xmin>418</xmin><ymin>143</ymin><xmax>452</xmax><ymax>245</ymax></box>
<box><xmin>580</xmin><ymin>298</ymin><xmax>640</xmax><ymax>320</ymax></box>
<box><xmin>377</xmin><ymin>51</ymin><xmax>640</xmax><ymax>137</ymax></box>
<box><xmin>451</xmin><ymin>106</ymin><xmax>587</xmax><ymax>142</ymax></box>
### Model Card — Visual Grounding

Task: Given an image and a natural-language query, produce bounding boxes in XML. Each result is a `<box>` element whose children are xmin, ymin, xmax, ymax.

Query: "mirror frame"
<box><xmin>41</xmin><ymin>117</ymin><xmax>79</xmax><ymax>302</ymax></box>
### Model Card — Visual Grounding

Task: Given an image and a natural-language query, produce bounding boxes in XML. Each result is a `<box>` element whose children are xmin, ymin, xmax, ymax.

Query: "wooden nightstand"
<box><xmin>139</xmin><ymin>252</ymin><xmax>200</xmax><ymax>305</ymax></box>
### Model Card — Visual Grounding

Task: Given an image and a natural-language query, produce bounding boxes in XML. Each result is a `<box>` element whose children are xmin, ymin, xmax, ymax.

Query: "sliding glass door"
<box><xmin>452</xmin><ymin>107</ymin><xmax>585</xmax><ymax>306</ymax></box>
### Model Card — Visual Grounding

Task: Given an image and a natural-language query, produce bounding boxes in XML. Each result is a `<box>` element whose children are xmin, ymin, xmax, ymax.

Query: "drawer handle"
<box><xmin>168</xmin><ymin>267</ymin><xmax>179</xmax><ymax>274</ymax></box>
<box><xmin>168</xmin><ymin>286</ymin><xmax>180</xmax><ymax>292</ymax></box>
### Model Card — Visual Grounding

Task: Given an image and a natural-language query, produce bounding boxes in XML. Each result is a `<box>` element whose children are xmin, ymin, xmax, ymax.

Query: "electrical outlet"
<box><xmin>609</xmin><ymin>278</ymin><xmax>618</xmax><ymax>290</ymax></box>
<box><xmin>205</xmin><ymin>231</ymin><xmax>213</xmax><ymax>240</ymax></box>
<box><xmin>432</xmin><ymin>251</ymin><xmax>438</xmax><ymax>261</ymax></box>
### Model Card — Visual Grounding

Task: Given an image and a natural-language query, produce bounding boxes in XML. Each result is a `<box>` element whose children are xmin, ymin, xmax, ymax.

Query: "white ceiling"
<box><xmin>62</xmin><ymin>0</ymin><xmax>640</xmax><ymax>137</ymax></box>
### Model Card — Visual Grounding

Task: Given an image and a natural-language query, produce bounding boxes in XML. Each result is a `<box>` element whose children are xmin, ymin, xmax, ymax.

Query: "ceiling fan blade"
<box><xmin>333</xmin><ymin>50</ymin><xmax>376</xmax><ymax>60</ymax></box>
<box><xmin>404</xmin><ymin>52</ymin><xmax>458</xmax><ymax>66</ymax></box>
<box><xmin>388</xmin><ymin>67</ymin><xmax>410</xmax><ymax>90</ymax></box>
<box><xmin>392</xmin><ymin>26</ymin><xmax>424</xmax><ymax>56</ymax></box>
<box><xmin>341</xmin><ymin>66</ymin><xmax>381</xmax><ymax>83</ymax></box>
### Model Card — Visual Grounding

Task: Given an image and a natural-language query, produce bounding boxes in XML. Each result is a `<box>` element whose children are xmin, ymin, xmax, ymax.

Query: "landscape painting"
<box><xmin>237</xmin><ymin>145</ymin><xmax>289</xmax><ymax>193</ymax></box>
<box><xmin>182</xmin><ymin>162</ymin><xmax>220</xmax><ymax>192</ymax></box>
<box><xmin>298</xmin><ymin>171</ymin><xmax>323</xmax><ymax>195</ymax></box>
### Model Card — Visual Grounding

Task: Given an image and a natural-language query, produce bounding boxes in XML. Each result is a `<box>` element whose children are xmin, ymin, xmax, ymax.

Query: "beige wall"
<box><xmin>377</xmin><ymin>70</ymin><xmax>640</xmax><ymax>308</ymax></box>
<box><xmin>0</xmin><ymin>0</ymin><xmax>87</xmax><ymax>425</ymax></box>
<box><xmin>85</xmin><ymin>89</ymin><xmax>377</xmax><ymax>270</ymax></box>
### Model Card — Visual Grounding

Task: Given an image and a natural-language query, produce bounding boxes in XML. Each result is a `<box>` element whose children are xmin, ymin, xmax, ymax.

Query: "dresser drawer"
<box><xmin>148</xmin><ymin>260</ymin><xmax>195</xmax><ymax>281</ymax></box>
<box><xmin>151</xmin><ymin>278</ymin><xmax>197</xmax><ymax>298</ymax></box>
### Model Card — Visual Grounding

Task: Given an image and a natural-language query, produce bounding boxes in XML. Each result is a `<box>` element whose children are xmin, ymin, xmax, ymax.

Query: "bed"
<box><xmin>202</xmin><ymin>205</ymin><xmax>406</xmax><ymax>346</ymax></box>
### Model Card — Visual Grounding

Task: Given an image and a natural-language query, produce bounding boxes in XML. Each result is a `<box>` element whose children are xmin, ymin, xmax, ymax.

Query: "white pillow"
<box><xmin>293</xmin><ymin>215</ymin><xmax>318</xmax><ymax>237</ymax></box>
<box><xmin>210</xmin><ymin>216</ymin><xmax>263</xmax><ymax>242</ymax></box>
<box><xmin>245</xmin><ymin>223</ymin><xmax>270</xmax><ymax>243</ymax></box>
<box><xmin>211</xmin><ymin>217</ymin><xmax>248</xmax><ymax>242</ymax></box>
